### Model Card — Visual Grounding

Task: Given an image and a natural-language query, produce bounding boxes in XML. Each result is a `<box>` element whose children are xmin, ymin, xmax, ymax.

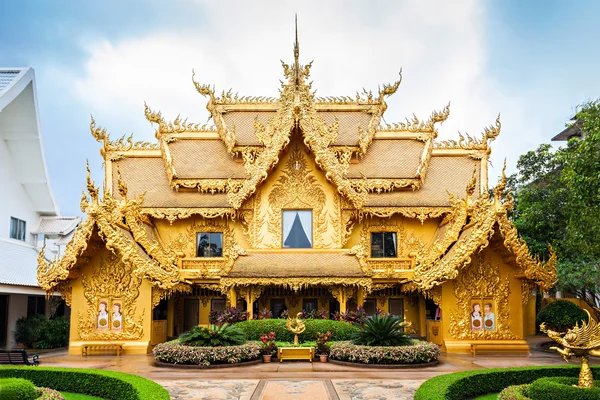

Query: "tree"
<box><xmin>509</xmin><ymin>99</ymin><xmax>600</xmax><ymax>318</ymax></box>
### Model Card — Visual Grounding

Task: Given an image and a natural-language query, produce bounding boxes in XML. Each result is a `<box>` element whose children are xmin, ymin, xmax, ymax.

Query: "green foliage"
<box><xmin>536</xmin><ymin>300</ymin><xmax>588</xmax><ymax>332</ymax></box>
<box><xmin>234</xmin><ymin>319</ymin><xmax>358</xmax><ymax>342</ymax></box>
<box><xmin>0</xmin><ymin>378</ymin><xmax>37</xmax><ymax>400</ymax></box>
<box><xmin>508</xmin><ymin>99</ymin><xmax>600</xmax><ymax>317</ymax></box>
<box><xmin>414</xmin><ymin>365</ymin><xmax>600</xmax><ymax>400</ymax></box>
<box><xmin>178</xmin><ymin>323</ymin><xmax>246</xmax><ymax>347</ymax></box>
<box><xmin>351</xmin><ymin>314</ymin><xmax>412</xmax><ymax>346</ymax></box>
<box><xmin>0</xmin><ymin>366</ymin><xmax>169</xmax><ymax>400</ymax></box>
<box><xmin>37</xmin><ymin>317</ymin><xmax>70</xmax><ymax>349</ymax></box>
<box><xmin>14</xmin><ymin>315</ymin><xmax>69</xmax><ymax>349</ymax></box>
<box><xmin>498</xmin><ymin>384</ymin><xmax>530</xmax><ymax>400</ymax></box>
<box><xmin>528</xmin><ymin>377</ymin><xmax>600</xmax><ymax>400</ymax></box>
<box><xmin>15</xmin><ymin>314</ymin><xmax>47</xmax><ymax>347</ymax></box>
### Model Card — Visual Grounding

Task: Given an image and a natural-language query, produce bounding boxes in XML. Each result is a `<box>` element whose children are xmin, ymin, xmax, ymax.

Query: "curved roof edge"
<box><xmin>0</xmin><ymin>67</ymin><xmax>60</xmax><ymax>216</ymax></box>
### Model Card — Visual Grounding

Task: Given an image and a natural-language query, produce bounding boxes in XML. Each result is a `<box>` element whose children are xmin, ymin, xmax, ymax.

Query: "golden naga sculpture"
<box><xmin>286</xmin><ymin>312</ymin><xmax>306</xmax><ymax>345</ymax></box>
<box><xmin>540</xmin><ymin>310</ymin><xmax>600</xmax><ymax>388</ymax></box>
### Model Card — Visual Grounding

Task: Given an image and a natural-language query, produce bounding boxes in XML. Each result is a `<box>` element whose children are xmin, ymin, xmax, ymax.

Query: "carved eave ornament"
<box><xmin>37</xmin><ymin>164</ymin><xmax>181</xmax><ymax>295</ymax></box>
<box><xmin>412</xmin><ymin>162</ymin><xmax>557</xmax><ymax>293</ymax></box>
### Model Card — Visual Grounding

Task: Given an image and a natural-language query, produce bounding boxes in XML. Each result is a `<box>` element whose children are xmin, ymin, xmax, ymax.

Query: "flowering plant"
<box><xmin>332</xmin><ymin>306</ymin><xmax>367</xmax><ymax>324</ymax></box>
<box><xmin>208</xmin><ymin>307</ymin><xmax>249</xmax><ymax>325</ymax></box>
<box><xmin>257</xmin><ymin>308</ymin><xmax>273</xmax><ymax>320</ymax></box>
<box><xmin>316</xmin><ymin>331</ymin><xmax>332</xmax><ymax>355</ymax></box>
<box><xmin>329</xmin><ymin>341</ymin><xmax>440</xmax><ymax>365</ymax></box>
<box><xmin>153</xmin><ymin>342</ymin><xmax>261</xmax><ymax>366</ymax></box>
<box><xmin>259</xmin><ymin>331</ymin><xmax>276</xmax><ymax>355</ymax></box>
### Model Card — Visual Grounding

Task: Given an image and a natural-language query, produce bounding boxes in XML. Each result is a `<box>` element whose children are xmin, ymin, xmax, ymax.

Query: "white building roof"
<box><xmin>32</xmin><ymin>216</ymin><xmax>80</xmax><ymax>235</ymax></box>
<box><xmin>0</xmin><ymin>238</ymin><xmax>45</xmax><ymax>287</ymax></box>
<box><xmin>0</xmin><ymin>67</ymin><xmax>59</xmax><ymax>216</ymax></box>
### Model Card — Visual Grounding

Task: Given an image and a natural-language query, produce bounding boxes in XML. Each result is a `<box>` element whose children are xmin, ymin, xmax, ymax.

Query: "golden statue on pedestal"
<box><xmin>286</xmin><ymin>312</ymin><xmax>306</xmax><ymax>345</ymax></box>
<box><xmin>540</xmin><ymin>310</ymin><xmax>600</xmax><ymax>388</ymax></box>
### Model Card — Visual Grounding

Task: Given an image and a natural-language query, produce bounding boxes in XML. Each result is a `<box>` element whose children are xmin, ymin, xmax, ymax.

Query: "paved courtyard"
<box><xmin>37</xmin><ymin>337</ymin><xmax>599</xmax><ymax>399</ymax></box>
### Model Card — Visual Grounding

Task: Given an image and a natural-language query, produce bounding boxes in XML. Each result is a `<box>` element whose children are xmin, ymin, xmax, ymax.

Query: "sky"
<box><xmin>1</xmin><ymin>0</ymin><xmax>599</xmax><ymax>216</ymax></box>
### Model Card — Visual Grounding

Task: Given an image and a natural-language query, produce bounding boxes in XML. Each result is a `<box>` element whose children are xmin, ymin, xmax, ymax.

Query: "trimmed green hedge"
<box><xmin>414</xmin><ymin>365</ymin><xmax>600</xmax><ymax>400</ymax></box>
<box><xmin>528</xmin><ymin>377</ymin><xmax>600</xmax><ymax>400</ymax></box>
<box><xmin>0</xmin><ymin>378</ymin><xmax>37</xmax><ymax>400</ymax></box>
<box><xmin>0</xmin><ymin>366</ymin><xmax>169</xmax><ymax>400</ymax></box>
<box><xmin>235</xmin><ymin>319</ymin><xmax>358</xmax><ymax>342</ymax></box>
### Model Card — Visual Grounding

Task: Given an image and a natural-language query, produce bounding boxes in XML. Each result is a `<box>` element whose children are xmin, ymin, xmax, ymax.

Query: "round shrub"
<box><xmin>528</xmin><ymin>377</ymin><xmax>600</xmax><ymax>400</ymax></box>
<box><xmin>234</xmin><ymin>319</ymin><xmax>358</xmax><ymax>342</ymax></box>
<box><xmin>498</xmin><ymin>384</ymin><xmax>531</xmax><ymax>400</ymax></box>
<box><xmin>153</xmin><ymin>341</ymin><xmax>261</xmax><ymax>366</ymax></box>
<box><xmin>536</xmin><ymin>300</ymin><xmax>588</xmax><ymax>332</ymax></box>
<box><xmin>0</xmin><ymin>366</ymin><xmax>169</xmax><ymax>400</ymax></box>
<box><xmin>329</xmin><ymin>341</ymin><xmax>439</xmax><ymax>365</ymax></box>
<box><xmin>0</xmin><ymin>378</ymin><xmax>38</xmax><ymax>400</ymax></box>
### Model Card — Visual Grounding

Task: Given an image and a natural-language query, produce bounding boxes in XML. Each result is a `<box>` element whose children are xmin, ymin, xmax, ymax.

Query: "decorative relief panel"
<box><xmin>266</xmin><ymin>144</ymin><xmax>333</xmax><ymax>249</ymax></box>
<box><xmin>448</xmin><ymin>254</ymin><xmax>518</xmax><ymax>340</ymax></box>
<box><xmin>79</xmin><ymin>252</ymin><xmax>144</xmax><ymax>340</ymax></box>
<box><xmin>240</xmin><ymin>190</ymin><xmax>265</xmax><ymax>248</ymax></box>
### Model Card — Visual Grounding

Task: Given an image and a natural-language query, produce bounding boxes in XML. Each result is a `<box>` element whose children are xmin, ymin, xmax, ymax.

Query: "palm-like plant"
<box><xmin>179</xmin><ymin>323</ymin><xmax>247</xmax><ymax>347</ymax></box>
<box><xmin>351</xmin><ymin>314</ymin><xmax>413</xmax><ymax>347</ymax></box>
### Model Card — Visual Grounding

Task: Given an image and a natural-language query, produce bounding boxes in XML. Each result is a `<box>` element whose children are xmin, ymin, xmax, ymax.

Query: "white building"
<box><xmin>0</xmin><ymin>67</ymin><xmax>77</xmax><ymax>348</ymax></box>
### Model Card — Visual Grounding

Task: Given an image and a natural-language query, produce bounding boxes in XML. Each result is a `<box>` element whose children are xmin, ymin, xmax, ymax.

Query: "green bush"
<box><xmin>0</xmin><ymin>378</ymin><xmax>37</xmax><ymax>400</ymax></box>
<box><xmin>536</xmin><ymin>300</ymin><xmax>588</xmax><ymax>332</ymax></box>
<box><xmin>0</xmin><ymin>366</ymin><xmax>169</xmax><ymax>400</ymax></box>
<box><xmin>178</xmin><ymin>323</ymin><xmax>246</xmax><ymax>347</ymax></box>
<box><xmin>414</xmin><ymin>365</ymin><xmax>600</xmax><ymax>400</ymax></box>
<box><xmin>37</xmin><ymin>317</ymin><xmax>70</xmax><ymax>349</ymax></box>
<box><xmin>351</xmin><ymin>314</ymin><xmax>412</xmax><ymax>346</ymax></box>
<box><xmin>14</xmin><ymin>315</ymin><xmax>69</xmax><ymax>349</ymax></box>
<box><xmin>498</xmin><ymin>384</ymin><xmax>531</xmax><ymax>400</ymax></box>
<box><xmin>528</xmin><ymin>377</ymin><xmax>600</xmax><ymax>400</ymax></box>
<box><xmin>15</xmin><ymin>314</ymin><xmax>47</xmax><ymax>347</ymax></box>
<box><xmin>235</xmin><ymin>319</ymin><xmax>358</xmax><ymax>342</ymax></box>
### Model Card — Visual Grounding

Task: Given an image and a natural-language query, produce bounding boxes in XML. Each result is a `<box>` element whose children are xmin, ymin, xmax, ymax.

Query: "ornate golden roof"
<box><xmin>412</xmin><ymin>163</ymin><xmax>557</xmax><ymax>292</ymax></box>
<box><xmin>89</xmin><ymin>23</ymin><xmax>494</xmax><ymax>214</ymax></box>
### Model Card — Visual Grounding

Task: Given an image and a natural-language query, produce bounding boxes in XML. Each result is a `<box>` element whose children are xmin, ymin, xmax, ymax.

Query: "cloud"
<box><xmin>69</xmin><ymin>0</ymin><xmax>535</xmax><ymax>187</ymax></box>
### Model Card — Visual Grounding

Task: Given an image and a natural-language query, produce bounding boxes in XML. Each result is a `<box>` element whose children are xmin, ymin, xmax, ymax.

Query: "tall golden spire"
<box><xmin>293</xmin><ymin>14</ymin><xmax>300</xmax><ymax>88</ymax></box>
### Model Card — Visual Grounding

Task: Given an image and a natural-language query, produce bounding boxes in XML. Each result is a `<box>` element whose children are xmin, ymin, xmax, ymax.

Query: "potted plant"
<box><xmin>260</xmin><ymin>331</ymin><xmax>276</xmax><ymax>362</ymax></box>
<box><xmin>316</xmin><ymin>331</ymin><xmax>332</xmax><ymax>362</ymax></box>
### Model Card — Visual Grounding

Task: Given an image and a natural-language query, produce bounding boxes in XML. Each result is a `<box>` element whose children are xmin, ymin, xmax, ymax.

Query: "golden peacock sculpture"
<box><xmin>540</xmin><ymin>310</ymin><xmax>600</xmax><ymax>388</ymax></box>
<box><xmin>285</xmin><ymin>312</ymin><xmax>306</xmax><ymax>345</ymax></box>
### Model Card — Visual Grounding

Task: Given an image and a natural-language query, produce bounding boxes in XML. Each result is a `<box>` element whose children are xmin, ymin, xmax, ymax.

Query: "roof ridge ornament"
<box><xmin>294</xmin><ymin>14</ymin><xmax>300</xmax><ymax>88</ymax></box>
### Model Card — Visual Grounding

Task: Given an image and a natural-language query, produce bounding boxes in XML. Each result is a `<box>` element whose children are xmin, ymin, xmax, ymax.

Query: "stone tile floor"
<box><xmin>36</xmin><ymin>337</ymin><xmax>599</xmax><ymax>400</ymax></box>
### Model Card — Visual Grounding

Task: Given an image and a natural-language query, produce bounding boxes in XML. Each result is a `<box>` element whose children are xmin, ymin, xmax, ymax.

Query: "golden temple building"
<box><xmin>37</xmin><ymin>28</ymin><xmax>557</xmax><ymax>355</ymax></box>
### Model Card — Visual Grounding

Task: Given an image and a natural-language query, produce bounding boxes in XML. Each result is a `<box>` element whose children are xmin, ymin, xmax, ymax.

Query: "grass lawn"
<box><xmin>471</xmin><ymin>393</ymin><xmax>499</xmax><ymax>400</ymax></box>
<box><xmin>61</xmin><ymin>393</ymin><xmax>104</xmax><ymax>400</ymax></box>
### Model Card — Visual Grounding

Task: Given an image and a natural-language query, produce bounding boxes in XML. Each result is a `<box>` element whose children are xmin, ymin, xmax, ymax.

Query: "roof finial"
<box><xmin>294</xmin><ymin>14</ymin><xmax>299</xmax><ymax>69</ymax></box>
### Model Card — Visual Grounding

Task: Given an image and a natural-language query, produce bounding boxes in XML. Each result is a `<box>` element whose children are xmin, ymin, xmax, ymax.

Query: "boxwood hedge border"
<box><xmin>0</xmin><ymin>366</ymin><xmax>169</xmax><ymax>400</ymax></box>
<box><xmin>414</xmin><ymin>365</ymin><xmax>600</xmax><ymax>400</ymax></box>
